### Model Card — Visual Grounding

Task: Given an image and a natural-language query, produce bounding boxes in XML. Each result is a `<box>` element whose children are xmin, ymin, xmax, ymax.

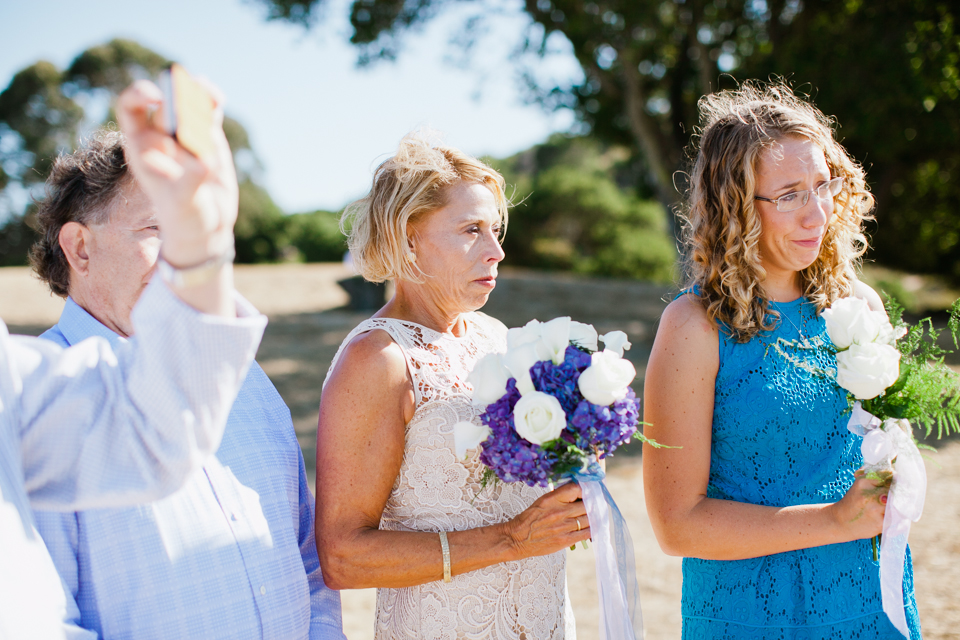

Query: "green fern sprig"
<box><xmin>859</xmin><ymin>296</ymin><xmax>960</xmax><ymax>439</ymax></box>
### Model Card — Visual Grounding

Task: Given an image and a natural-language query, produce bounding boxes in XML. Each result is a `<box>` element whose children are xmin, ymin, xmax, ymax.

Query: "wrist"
<box><xmin>157</xmin><ymin>243</ymin><xmax>235</xmax><ymax>289</ymax></box>
<box><xmin>160</xmin><ymin>230</ymin><xmax>234</xmax><ymax>268</ymax></box>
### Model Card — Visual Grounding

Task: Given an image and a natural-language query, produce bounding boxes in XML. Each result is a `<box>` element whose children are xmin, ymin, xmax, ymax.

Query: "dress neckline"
<box><xmin>373</xmin><ymin>314</ymin><xmax>474</xmax><ymax>342</ymax></box>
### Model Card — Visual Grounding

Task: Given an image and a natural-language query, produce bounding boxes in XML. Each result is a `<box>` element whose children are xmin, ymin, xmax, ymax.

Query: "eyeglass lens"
<box><xmin>777</xmin><ymin>177</ymin><xmax>844</xmax><ymax>212</ymax></box>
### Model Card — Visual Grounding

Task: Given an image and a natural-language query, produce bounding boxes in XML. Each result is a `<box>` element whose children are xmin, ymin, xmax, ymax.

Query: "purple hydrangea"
<box><xmin>476</xmin><ymin>344</ymin><xmax>639</xmax><ymax>486</ymax></box>
<box><xmin>530</xmin><ymin>345</ymin><xmax>592</xmax><ymax>415</ymax></box>
<box><xmin>478</xmin><ymin>379</ymin><xmax>557</xmax><ymax>487</ymax></box>
<box><xmin>568</xmin><ymin>387</ymin><xmax>641</xmax><ymax>455</ymax></box>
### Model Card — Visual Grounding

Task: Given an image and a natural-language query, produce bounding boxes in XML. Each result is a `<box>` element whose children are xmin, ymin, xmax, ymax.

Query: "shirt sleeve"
<box><xmin>32</xmin><ymin>511</ymin><xmax>99</xmax><ymax>639</ymax></box>
<box><xmin>10</xmin><ymin>277</ymin><xmax>267</xmax><ymax>511</ymax></box>
<box><xmin>297</xmin><ymin>446</ymin><xmax>347</xmax><ymax>639</ymax></box>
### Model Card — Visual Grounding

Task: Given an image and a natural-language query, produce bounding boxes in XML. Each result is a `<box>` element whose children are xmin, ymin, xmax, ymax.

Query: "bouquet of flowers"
<box><xmin>454</xmin><ymin>316</ymin><xmax>653</xmax><ymax>486</ymax></box>
<box><xmin>454</xmin><ymin>316</ymin><xmax>652</xmax><ymax>640</ymax></box>
<box><xmin>821</xmin><ymin>295</ymin><xmax>960</xmax><ymax>638</ymax></box>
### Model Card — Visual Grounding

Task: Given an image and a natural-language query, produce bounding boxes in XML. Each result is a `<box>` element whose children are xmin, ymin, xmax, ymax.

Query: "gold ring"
<box><xmin>576</xmin><ymin>518</ymin><xmax>582</xmax><ymax>531</ymax></box>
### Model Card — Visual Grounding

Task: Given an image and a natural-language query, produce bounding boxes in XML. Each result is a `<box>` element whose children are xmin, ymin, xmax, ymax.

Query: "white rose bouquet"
<box><xmin>821</xmin><ymin>295</ymin><xmax>960</xmax><ymax>638</ymax></box>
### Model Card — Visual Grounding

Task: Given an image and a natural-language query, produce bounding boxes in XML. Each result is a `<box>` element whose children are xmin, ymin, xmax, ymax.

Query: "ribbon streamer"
<box><xmin>847</xmin><ymin>402</ymin><xmax>926</xmax><ymax>638</ymax></box>
<box><xmin>574</xmin><ymin>465</ymin><xmax>644</xmax><ymax>640</ymax></box>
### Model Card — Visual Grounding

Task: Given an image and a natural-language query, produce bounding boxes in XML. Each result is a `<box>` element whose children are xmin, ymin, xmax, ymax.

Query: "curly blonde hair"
<box><xmin>342</xmin><ymin>131</ymin><xmax>509</xmax><ymax>284</ymax></box>
<box><xmin>682</xmin><ymin>81</ymin><xmax>874</xmax><ymax>342</ymax></box>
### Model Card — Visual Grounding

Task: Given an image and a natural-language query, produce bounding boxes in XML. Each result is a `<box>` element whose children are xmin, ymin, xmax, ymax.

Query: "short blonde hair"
<box><xmin>342</xmin><ymin>132</ymin><xmax>509</xmax><ymax>283</ymax></box>
<box><xmin>683</xmin><ymin>81</ymin><xmax>874</xmax><ymax>341</ymax></box>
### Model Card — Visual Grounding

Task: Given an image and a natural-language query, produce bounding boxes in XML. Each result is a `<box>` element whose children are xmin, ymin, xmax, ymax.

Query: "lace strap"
<box><xmin>323</xmin><ymin>318</ymin><xmax>425</xmax><ymax>407</ymax></box>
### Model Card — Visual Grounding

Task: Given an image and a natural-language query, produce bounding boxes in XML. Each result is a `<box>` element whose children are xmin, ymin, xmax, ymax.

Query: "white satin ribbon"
<box><xmin>580</xmin><ymin>479</ymin><xmax>644</xmax><ymax>640</ymax></box>
<box><xmin>847</xmin><ymin>402</ymin><xmax>926</xmax><ymax>638</ymax></box>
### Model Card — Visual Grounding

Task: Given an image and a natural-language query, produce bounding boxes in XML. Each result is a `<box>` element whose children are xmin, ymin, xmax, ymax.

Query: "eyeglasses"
<box><xmin>754</xmin><ymin>176</ymin><xmax>845</xmax><ymax>212</ymax></box>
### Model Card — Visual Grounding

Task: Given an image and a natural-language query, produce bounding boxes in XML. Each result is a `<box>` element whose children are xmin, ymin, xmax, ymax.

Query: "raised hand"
<box><xmin>115</xmin><ymin>79</ymin><xmax>237</xmax><ymax>269</ymax></box>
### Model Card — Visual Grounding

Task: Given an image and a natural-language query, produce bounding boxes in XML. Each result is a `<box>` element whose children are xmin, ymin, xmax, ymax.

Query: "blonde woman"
<box><xmin>643</xmin><ymin>83</ymin><xmax>922</xmax><ymax>639</ymax></box>
<box><xmin>314</xmin><ymin>134</ymin><xmax>589</xmax><ymax>639</ymax></box>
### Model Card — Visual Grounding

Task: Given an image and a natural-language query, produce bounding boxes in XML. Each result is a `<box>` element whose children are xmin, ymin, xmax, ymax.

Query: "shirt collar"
<box><xmin>56</xmin><ymin>297</ymin><xmax>127</xmax><ymax>349</ymax></box>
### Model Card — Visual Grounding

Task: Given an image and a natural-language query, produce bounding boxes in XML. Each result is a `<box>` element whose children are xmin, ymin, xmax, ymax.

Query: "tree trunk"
<box><xmin>620</xmin><ymin>49</ymin><xmax>684</xmax><ymax>252</ymax></box>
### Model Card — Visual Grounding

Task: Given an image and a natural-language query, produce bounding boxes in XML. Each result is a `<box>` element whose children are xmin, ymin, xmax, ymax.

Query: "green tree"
<box><xmin>492</xmin><ymin>134</ymin><xmax>675</xmax><ymax>281</ymax></box>
<box><xmin>253</xmin><ymin>0</ymin><xmax>960</xmax><ymax>278</ymax></box>
<box><xmin>0</xmin><ymin>38</ymin><xmax>288</xmax><ymax>265</ymax></box>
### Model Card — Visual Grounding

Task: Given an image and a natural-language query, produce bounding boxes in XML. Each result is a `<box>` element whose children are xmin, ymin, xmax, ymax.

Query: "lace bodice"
<box><xmin>681</xmin><ymin>298</ymin><xmax>921</xmax><ymax>639</ymax></box>
<box><xmin>326</xmin><ymin>313</ymin><xmax>573</xmax><ymax>639</ymax></box>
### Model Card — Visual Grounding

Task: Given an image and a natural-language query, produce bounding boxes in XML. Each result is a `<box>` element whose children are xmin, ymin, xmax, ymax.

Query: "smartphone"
<box><xmin>158</xmin><ymin>63</ymin><xmax>217</xmax><ymax>160</ymax></box>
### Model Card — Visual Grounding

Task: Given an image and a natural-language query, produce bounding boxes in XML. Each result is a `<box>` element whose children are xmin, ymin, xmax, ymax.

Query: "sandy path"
<box><xmin>2</xmin><ymin>264</ymin><xmax>957</xmax><ymax>639</ymax></box>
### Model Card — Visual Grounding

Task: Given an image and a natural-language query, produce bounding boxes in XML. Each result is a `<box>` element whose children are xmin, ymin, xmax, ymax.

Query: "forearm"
<box><xmin>320</xmin><ymin>523</ymin><xmax>519</xmax><ymax>590</ymax></box>
<box><xmin>655</xmin><ymin>496</ymin><xmax>848</xmax><ymax>560</ymax></box>
<box><xmin>20</xmin><ymin>280</ymin><xmax>265</xmax><ymax>510</ymax></box>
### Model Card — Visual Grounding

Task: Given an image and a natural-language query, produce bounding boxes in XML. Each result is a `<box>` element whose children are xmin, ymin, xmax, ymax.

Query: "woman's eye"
<box><xmin>779</xmin><ymin>193</ymin><xmax>798</xmax><ymax>203</ymax></box>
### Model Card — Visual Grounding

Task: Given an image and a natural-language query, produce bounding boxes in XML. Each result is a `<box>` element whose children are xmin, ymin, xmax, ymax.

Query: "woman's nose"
<box><xmin>486</xmin><ymin>233</ymin><xmax>505</xmax><ymax>263</ymax></box>
<box><xmin>803</xmin><ymin>192</ymin><xmax>832</xmax><ymax>227</ymax></box>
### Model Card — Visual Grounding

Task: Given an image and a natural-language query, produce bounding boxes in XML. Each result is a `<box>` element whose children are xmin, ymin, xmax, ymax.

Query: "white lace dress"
<box><xmin>326</xmin><ymin>312</ymin><xmax>574</xmax><ymax>639</ymax></box>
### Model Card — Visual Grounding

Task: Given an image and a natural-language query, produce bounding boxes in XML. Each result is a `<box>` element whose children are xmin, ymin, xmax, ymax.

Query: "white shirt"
<box><xmin>0</xmin><ymin>278</ymin><xmax>266</xmax><ymax>639</ymax></box>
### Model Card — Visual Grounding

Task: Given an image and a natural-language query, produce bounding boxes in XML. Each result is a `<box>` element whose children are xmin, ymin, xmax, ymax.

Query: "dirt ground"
<box><xmin>3</xmin><ymin>263</ymin><xmax>958</xmax><ymax>640</ymax></box>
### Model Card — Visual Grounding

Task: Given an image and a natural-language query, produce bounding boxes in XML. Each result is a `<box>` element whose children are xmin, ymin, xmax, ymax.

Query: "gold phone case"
<box><xmin>159</xmin><ymin>63</ymin><xmax>216</xmax><ymax>160</ymax></box>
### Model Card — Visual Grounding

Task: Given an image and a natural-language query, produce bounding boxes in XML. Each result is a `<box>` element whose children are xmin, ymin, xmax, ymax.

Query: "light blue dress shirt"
<box><xmin>34</xmin><ymin>297</ymin><xmax>345</xmax><ymax>640</ymax></box>
<box><xmin>0</xmin><ymin>279</ymin><xmax>266</xmax><ymax>639</ymax></box>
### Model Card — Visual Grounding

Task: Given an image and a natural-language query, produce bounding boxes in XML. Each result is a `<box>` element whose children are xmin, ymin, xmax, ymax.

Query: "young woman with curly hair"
<box><xmin>643</xmin><ymin>82</ymin><xmax>921</xmax><ymax>639</ymax></box>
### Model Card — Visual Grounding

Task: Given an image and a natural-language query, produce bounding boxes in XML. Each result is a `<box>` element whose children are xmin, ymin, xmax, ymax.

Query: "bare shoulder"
<box><xmin>853</xmin><ymin>279</ymin><xmax>885</xmax><ymax>314</ymax></box>
<box><xmin>657</xmin><ymin>293</ymin><xmax>719</xmax><ymax>346</ymax></box>
<box><xmin>325</xmin><ymin>328</ymin><xmax>409</xmax><ymax>391</ymax></box>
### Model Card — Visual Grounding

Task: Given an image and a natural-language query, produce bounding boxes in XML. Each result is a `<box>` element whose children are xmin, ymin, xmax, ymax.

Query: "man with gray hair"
<box><xmin>1</xmin><ymin>81</ymin><xmax>265</xmax><ymax>638</ymax></box>
<box><xmin>30</xmin><ymin>124</ymin><xmax>344</xmax><ymax>639</ymax></box>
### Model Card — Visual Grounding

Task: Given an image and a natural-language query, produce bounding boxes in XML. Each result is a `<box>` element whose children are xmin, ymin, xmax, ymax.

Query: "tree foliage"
<box><xmin>491</xmin><ymin>134</ymin><xmax>675</xmax><ymax>281</ymax></box>
<box><xmin>0</xmin><ymin>38</ymin><xmax>297</xmax><ymax>265</ymax></box>
<box><xmin>254</xmin><ymin>0</ymin><xmax>960</xmax><ymax>278</ymax></box>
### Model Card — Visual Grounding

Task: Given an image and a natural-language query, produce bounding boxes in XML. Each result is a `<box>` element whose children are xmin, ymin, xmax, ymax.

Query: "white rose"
<box><xmin>599</xmin><ymin>330</ymin><xmax>632</xmax><ymax>357</ymax></box>
<box><xmin>822</xmin><ymin>297</ymin><xmax>885</xmax><ymax>349</ymax></box>
<box><xmin>578</xmin><ymin>350</ymin><xmax>637</xmax><ymax>406</ymax></box>
<box><xmin>539</xmin><ymin>316</ymin><xmax>572</xmax><ymax>365</ymax></box>
<box><xmin>507</xmin><ymin>320</ymin><xmax>542</xmax><ymax>349</ymax></box>
<box><xmin>877</xmin><ymin>321</ymin><xmax>908</xmax><ymax>347</ymax></box>
<box><xmin>513</xmin><ymin>391</ymin><xmax>566</xmax><ymax>445</ymax></box>
<box><xmin>453</xmin><ymin>421</ymin><xmax>492</xmax><ymax>458</ymax></box>
<box><xmin>467</xmin><ymin>353</ymin><xmax>510</xmax><ymax>406</ymax></box>
<box><xmin>501</xmin><ymin>343</ymin><xmax>541</xmax><ymax>395</ymax></box>
<box><xmin>569</xmin><ymin>321</ymin><xmax>599</xmax><ymax>351</ymax></box>
<box><xmin>835</xmin><ymin>342</ymin><xmax>901</xmax><ymax>399</ymax></box>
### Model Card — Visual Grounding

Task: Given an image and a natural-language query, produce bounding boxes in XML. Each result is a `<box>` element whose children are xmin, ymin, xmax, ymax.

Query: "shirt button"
<box><xmin>260</xmin><ymin>585</ymin><xmax>267</xmax><ymax>596</ymax></box>
<box><xmin>230</xmin><ymin>513</ymin><xmax>239</xmax><ymax>521</ymax></box>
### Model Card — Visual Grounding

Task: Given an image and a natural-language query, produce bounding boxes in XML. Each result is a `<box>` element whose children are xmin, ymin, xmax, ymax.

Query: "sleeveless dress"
<box><xmin>681</xmin><ymin>297</ymin><xmax>922</xmax><ymax>639</ymax></box>
<box><xmin>326</xmin><ymin>312</ymin><xmax>574</xmax><ymax>640</ymax></box>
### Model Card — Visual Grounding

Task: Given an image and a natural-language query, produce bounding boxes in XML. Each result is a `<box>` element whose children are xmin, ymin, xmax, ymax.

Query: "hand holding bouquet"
<box><xmin>822</xmin><ymin>295</ymin><xmax>960</xmax><ymax>638</ymax></box>
<box><xmin>455</xmin><ymin>316</ymin><xmax>655</xmax><ymax>640</ymax></box>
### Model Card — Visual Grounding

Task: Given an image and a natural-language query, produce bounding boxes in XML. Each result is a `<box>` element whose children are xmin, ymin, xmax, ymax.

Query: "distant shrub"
<box><xmin>286</xmin><ymin>209</ymin><xmax>347</xmax><ymax>262</ymax></box>
<box><xmin>491</xmin><ymin>135</ymin><xmax>676</xmax><ymax>282</ymax></box>
<box><xmin>234</xmin><ymin>180</ymin><xmax>289</xmax><ymax>263</ymax></box>
<box><xmin>0</xmin><ymin>213</ymin><xmax>37</xmax><ymax>267</ymax></box>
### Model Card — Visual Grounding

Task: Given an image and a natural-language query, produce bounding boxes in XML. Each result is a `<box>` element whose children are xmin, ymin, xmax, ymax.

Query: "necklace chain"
<box><xmin>770</xmin><ymin>300</ymin><xmax>815</xmax><ymax>348</ymax></box>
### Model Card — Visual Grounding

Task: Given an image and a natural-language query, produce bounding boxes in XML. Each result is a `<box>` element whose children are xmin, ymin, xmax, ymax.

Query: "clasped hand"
<box><xmin>832</xmin><ymin>468</ymin><xmax>890</xmax><ymax>541</ymax></box>
<box><xmin>502</xmin><ymin>482</ymin><xmax>593</xmax><ymax>558</ymax></box>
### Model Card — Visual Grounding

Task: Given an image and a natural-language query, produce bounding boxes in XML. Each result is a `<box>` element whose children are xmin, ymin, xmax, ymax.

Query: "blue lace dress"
<box><xmin>681</xmin><ymin>297</ymin><xmax>922</xmax><ymax>639</ymax></box>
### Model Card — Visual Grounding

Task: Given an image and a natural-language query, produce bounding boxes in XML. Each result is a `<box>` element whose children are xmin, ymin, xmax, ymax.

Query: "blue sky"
<box><xmin>0</xmin><ymin>0</ymin><xmax>580</xmax><ymax>212</ymax></box>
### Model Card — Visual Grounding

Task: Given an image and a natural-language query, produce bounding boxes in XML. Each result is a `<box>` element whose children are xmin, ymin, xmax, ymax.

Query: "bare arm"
<box><xmin>642</xmin><ymin>295</ymin><xmax>887</xmax><ymax>561</ymax></box>
<box><xmin>315</xmin><ymin>330</ymin><xmax>590</xmax><ymax>590</ymax></box>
